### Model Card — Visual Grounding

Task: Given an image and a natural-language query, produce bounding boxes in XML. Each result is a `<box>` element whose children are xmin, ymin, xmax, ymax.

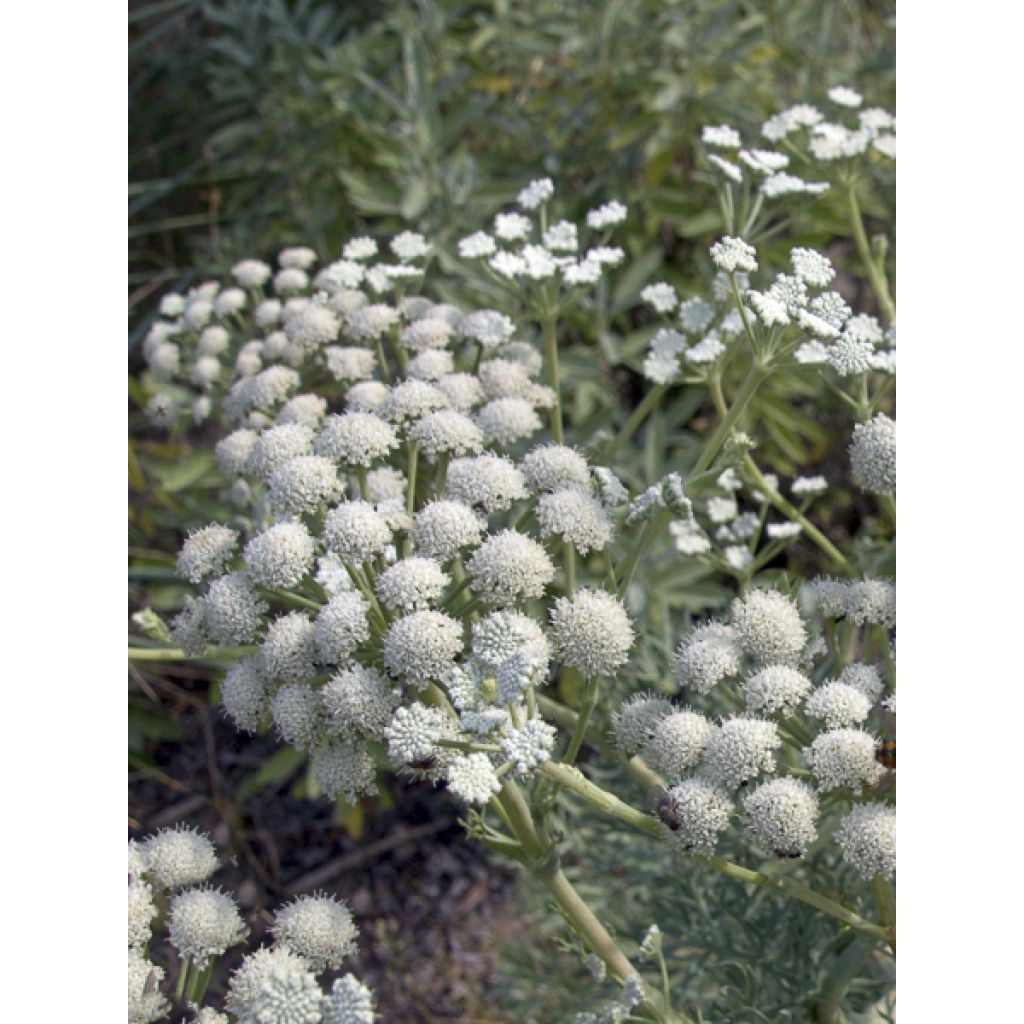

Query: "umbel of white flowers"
<box><xmin>129</xmin><ymin>827</ymin><xmax>375</xmax><ymax>1024</ymax></box>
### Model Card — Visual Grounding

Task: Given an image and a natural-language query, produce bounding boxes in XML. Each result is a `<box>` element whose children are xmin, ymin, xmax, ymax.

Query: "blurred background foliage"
<box><xmin>130</xmin><ymin>0</ymin><xmax>894</xmax><ymax>339</ymax></box>
<box><xmin>129</xmin><ymin>3</ymin><xmax>895</xmax><ymax>1019</ymax></box>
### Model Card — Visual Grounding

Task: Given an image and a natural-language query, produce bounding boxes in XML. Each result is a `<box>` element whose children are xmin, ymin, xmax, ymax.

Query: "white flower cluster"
<box><xmin>458</xmin><ymin>180</ymin><xmax>626</xmax><ymax>291</ymax></box>
<box><xmin>698</xmin><ymin>88</ymin><xmax>894</xmax><ymax>201</ymax></box>
<box><xmin>128</xmin><ymin>828</ymin><xmax>376</xmax><ymax>1023</ymax></box>
<box><xmin>656</xmin><ymin>584</ymin><xmax>894</xmax><ymax>868</ymax></box>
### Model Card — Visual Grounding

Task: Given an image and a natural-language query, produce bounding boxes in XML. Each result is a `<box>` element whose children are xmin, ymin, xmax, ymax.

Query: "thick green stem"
<box><xmin>434</xmin><ymin>453</ymin><xmax>449</xmax><ymax>500</ymax></box>
<box><xmin>496</xmin><ymin>781</ymin><xmax>684</xmax><ymax>1022</ymax></box>
<box><xmin>815</xmin><ymin>937</ymin><xmax>872</xmax><ymax>1023</ymax></box>
<box><xmin>847</xmin><ymin>180</ymin><xmax>896</xmax><ymax>324</ymax></box>
<box><xmin>355</xmin><ymin>466</ymin><xmax>370</xmax><ymax>501</ymax></box>
<box><xmin>540</xmin><ymin>762</ymin><xmax>891</xmax><ymax>945</ymax></box>
<box><xmin>564</xmin><ymin>543</ymin><xmax>576</xmax><ymax>595</ymax></box>
<box><xmin>174</xmin><ymin>957</ymin><xmax>190</xmax><ymax>1003</ymax></box>
<box><xmin>542</xmin><ymin>316</ymin><xmax>564</xmax><ymax>444</ymax></box>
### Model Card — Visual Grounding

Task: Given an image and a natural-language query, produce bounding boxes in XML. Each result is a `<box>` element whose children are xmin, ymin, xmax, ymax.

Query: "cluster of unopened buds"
<box><xmin>129</xmin><ymin>826</ymin><xmax>374</xmax><ymax>1023</ymax></box>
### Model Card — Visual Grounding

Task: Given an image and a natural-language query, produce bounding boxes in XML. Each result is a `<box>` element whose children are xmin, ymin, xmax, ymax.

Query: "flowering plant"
<box><xmin>131</xmin><ymin>94</ymin><xmax>895</xmax><ymax>1022</ymax></box>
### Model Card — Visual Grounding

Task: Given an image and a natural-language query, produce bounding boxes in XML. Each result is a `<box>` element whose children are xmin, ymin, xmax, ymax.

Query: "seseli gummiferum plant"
<box><xmin>130</xmin><ymin>91</ymin><xmax>895</xmax><ymax>1023</ymax></box>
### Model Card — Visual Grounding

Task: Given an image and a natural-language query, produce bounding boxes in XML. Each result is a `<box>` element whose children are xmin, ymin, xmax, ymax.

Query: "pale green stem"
<box><xmin>690</xmin><ymin>363</ymin><xmax>768</xmax><ymax>477</ymax></box>
<box><xmin>355</xmin><ymin>467</ymin><xmax>370</xmax><ymax>501</ymax></box>
<box><xmin>128</xmin><ymin>645</ymin><xmax>258</xmax><ymax>662</ymax></box>
<box><xmin>374</xmin><ymin>337</ymin><xmax>392</xmax><ymax>384</ymax></box>
<box><xmin>405</xmin><ymin>442</ymin><xmax>419</xmax><ymax>518</ymax></box>
<box><xmin>495</xmin><ymin>782</ymin><xmax>684</xmax><ymax>1022</ymax></box>
<box><xmin>847</xmin><ymin>180</ymin><xmax>896</xmax><ymax>324</ymax></box>
<box><xmin>708</xmin><ymin>377</ymin><xmax>849</xmax><ymax>570</ymax></box>
<box><xmin>815</xmin><ymin>937</ymin><xmax>872</xmax><ymax>1023</ymax></box>
<box><xmin>540</xmin><ymin>762</ymin><xmax>891</xmax><ymax>945</ymax></box>
<box><xmin>434</xmin><ymin>453</ymin><xmax>449</xmax><ymax>500</ymax></box>
<box><xmin>564</xmin><ymin>543</ymin><xmax>576</xmax><ymax>595</ymax></box>
<box><xmin>542</xmin><ymin>315</ymin><xmax>564</xmax><ymax>444</ymax></box>
<box><xmin>562</xmin><ymin>674</ymin><xmax>597</xmax><ymax>766</ymax></box>
<box><xmin>174</xmin><ymin>957</ymin><xmax>190</xmax><ymax>1003</ymax></box>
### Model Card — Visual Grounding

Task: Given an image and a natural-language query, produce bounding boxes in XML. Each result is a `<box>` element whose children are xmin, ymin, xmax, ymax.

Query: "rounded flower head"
<box><xmin>471</xmin><ymin>610</ymin><xmax>551</xmax><ymax>672</ymax></box>
<box><xmin>643</xmin><ymin>710</ymin><xmax>716</xmax><ymax>782</ymax></box>
<box><xmin>805</xmin><ymin>728</ymin><xmax>887</xmax><ymax>792</ymax></box>
<box><xmin>383</xmin><ymin>702</ymin><xmax>445</xmax><ymax>764</ymax></box>
<box><xmin>501</xmin><ymin>719</ymin><xmax>557</xmax><ymax>777</ymax></box>
<box><xmin>835</xmin><ymin>802</ymin><xmax>896</xmax><ymax>879</ymax></box>
<box><xmin>141</xmin><ymin>825</ymin><xmax>218</xmax><ymax>889</ymax></box>
<box><xmin>313</xmin><ymin>740</ymin><xmax>378</xmax><ymax>802</ymax></box>
<box><xmin>411</xmin><ymin>500</ymin><xmax>485</xmax><ymax>562</ymax></box>
<box><xmin>325</xmin><ymin>346</ymin><xmax>376</xmax><ymax>383</ymax></box>
<box><xmin>226</xmin><ymin>949</ymin><xmax>312</xmax><ymax>1022</ymax></box>
<box><xmin>375</xmin><ymin>556</ymin><xmax>449</xmax><ymax>612</ymax></box>
<box><xmin>731</xmin><ymin>589</ymin><xmax>808</xmax><ymax>666</ymax></box>
<box><xmin>467</xmin><ymin>530</ymin><xmax>556</xmax><ymax>606</ymax></box>
<box><xmin>322</xmin><ymin>975</ymin><xmax>376</xmax><ymax>1024</ymax></box>
<box><xmin>269</xmin><ymin>455</ymin><xmax>341</xmax><ymax>516</ymax></box>
<box><xmin>445</xmin><ymin>454</ymin><xmax>527</xmax><ymax>514</ymax></box>
<box><xmin>324</xmin><ymin>501</ymin><xmax>392</xmax><ymax>565</ymax></box>
<box><xmin>804</xmin><ymin>681</ymin><xmax>872</xmax><ymax>729</ymax></box>
<box><xmin>478</xmin><ymin>359</ymin><xmax>533</xmax><ymax>400</ymax></box>
<box><xmin>410</xmin><ymin>409</ymin><xmax>483</xmax><ymax>459</ymax></box>
<box><xmin>314</xmin><ymin>592</ymin><xmax>370</xmax><ymax>664</ymax></box>
<box><xmin>245</xmin><ymin>962</ymin><xmax>322</xmax><ymax>1024</ymax></box>
<box><xmin>346</xmin><ymin>303</ymin><xmax>398</xmax><ymax>340</ymax></box>
<box><xmin>233</xmin><ymin>258</ymin><xmax>272</xmax><ymax>288</ymax></box>
<box><xmin>216</xmin><ymin>429</ymin><xmax>259</xmax><ymax>477</ymax></box>
<box><xmin>659</xmin><ymin>779</ymin><xmax>734</xmax><ymax>855</ymax></box>
<box><xmin>846</xmin><ymin>580</ymin><xmax>896</xmax><ymax>628</ymax></box>
<box><xmin>447</xmin><ymin>752</ymin><xmax>502</xmax><ymax>805</ymax></box>
<box><xmin>806</xmin><ymin>577</ymin><xmax>851</xmax><ymax>618</ymax></box>
<box><xmin>128</xmin><ymin>876</ymin><xmax>157</xmax><ymax>948</ymax></box>
<box><xmin>400</xmin><ymin>316</ymin><xmax>452</xmax><ymax>352</ymax></box>
<box><xmin>322</xmin><ymin>665</ymin><xmax>400</xmax><ymax>740</ymax></box>
<box><xmin>246</xmin><ymin>424</ymin><xmax>316</xmax><ymax>481</ymax></box>
<box><xmin>436</xmin><ymin>372</ymin><xmax>485</xmax><ymax>412</ymax></box>
<box><xmin>742</xmin><ymin>665</ymin><xmax>813</xmax><ymax>715</ymax></box>
<box><xmin>378</xmin><ymin>379</ymin><xmax>448</xmax><ymax>425</ymax></box>
<box><xmin>742</xmin><ymin>777</ymin><xmax>819</xmax><ymax>857</ymax></box>
<box><xmin>477</xmin><ymin>397</ymin><xmax>542</xmax><ymax>445</ymax></box>
<box><xmin>128</xmin><ymin>949</ymin><xmax>169</xmax><ymax>1024</ymax></box>
<box><xmin>345</xmin><ymin>380</ymin><xmax>389</xmax><ymax>413</ymax></box>
<box><xmin>177</xmin><ymin>524</ymin><xmax>238</xmax><ymax>584</ymax></box>
<box><xmin>172</xmin><ymin>595</ymin><xmax>208</xmax><ymax>656</ymax></box>
<box><xmin>245</xmin><ymin>522</ymin><xmax>316</xmax><ymax>589</ymax></box>
<box><xmin>277</xmin><ymin>394</ymin><xmax>328</xmax><ymax>430</ymax></box>
<box><xmin>365</xmin><ymin>465</ymin><xmax>406</xmax><ymax>503</ymax></box>
<box><xmin>284</xmin><ymin>301</ymin><xmax>339</xmax><ymax>351</ymax></box>
<box><xmin>383</xmin><ymin>610</ymin><xmax>463</xmax><ymax>686</ymax></box>
<box><xmin>704</xmin><ymin>716</ymin><xmax>780</xmax><ymax>788</ymax></box>
<box><xmin>270</xmin><ymin>683</ymin><xmax>325</xmax><ymax>751</ymax></box>
<box><xmin>537</xmin><ymin>488</ymin><xmax>613</xmax><ymax>554</ymax></box>
<box><xmin>611</xmin><ymin>694</ymin><xmax>673</xmax><ymax>757</ymax></box>
<box><xmin>262</xmin><ymin>612</ymin><xmax>316</xmax><ymax>683</ymax></box>
<box><xmin>849</xmin><ymin>413</ymin><xmax>895</xmax><ymax>496</ymax></box>
<box><xmin>407</xmin><ymin>349</ymin><xmax>455</xmax><ymax>381</ymax></box>
<box><xmin>314</xmin><ymin>412</ymin><xmax>399</xmax><ymax>468</ymax></box>
<box><xmin>458</xmin><ymin>309</ymin><xmax>515</xmax><ymax>348</ymax></box>
<box><xmin>710</xmin><ymin>236</ymin><xmax>758</xmax><ymax>273</ymax></box>
<box><xmin>520</xmin><ymin>444</ymin><xmax>591</xmax><ymax>494</ymax></box>
<box><xmin>168</xmin><ymin>887</ymin><xmax>247</xmax><ymax>965</ymax></box>
<box><xmin>205</xmin><ymin>572</ymin><xmax>267</xmax><ymax>645</ymax></box>
<box><xmin>839</xmin><ymin>662</ymin><xmax>885</xmax><ymax>701</ymax></box>
<box><xmin>221</xmin><ymin>656</ymin><xmax>271</xmax><ymax>733</ymax></box>
<box><xmin>549</xmin><ymin>588</ymin><xmax>634</xmax><ymax>678</ymax></box>
<box><xmin>674</xmin><ymin>622</ymin><xmax>743</xmax><ymax>694</ymax></box>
